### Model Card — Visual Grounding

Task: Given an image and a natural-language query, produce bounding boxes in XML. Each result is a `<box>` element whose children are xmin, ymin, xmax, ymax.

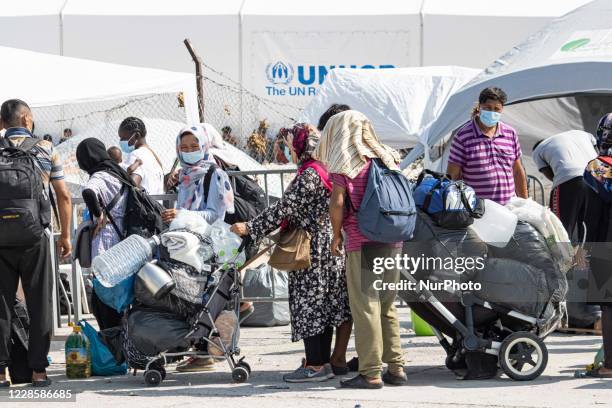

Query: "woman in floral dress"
<box><xmin>231</xmin><ymin>123</ymin><xmax>352</xmax><ymax>383</ymax></box>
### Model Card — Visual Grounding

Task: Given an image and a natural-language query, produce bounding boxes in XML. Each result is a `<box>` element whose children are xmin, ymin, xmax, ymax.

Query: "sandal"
<box><xmin>32</xmin><ymin>374</ymin><xmax>52</xmax><ymax>387</ymax></box>
<box><xmin>586</xmin><ymin>368</ymin><xmax>612</xmax><ymax>379</ymax></box>
<box><xmin>0</xmin><ymin>380</ymin><xmax>10</xmax><ymax>388</ymax></box>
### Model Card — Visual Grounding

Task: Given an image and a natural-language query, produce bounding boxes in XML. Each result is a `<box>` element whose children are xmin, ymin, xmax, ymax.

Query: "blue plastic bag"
<box><xmin>93</xmin><ymin>275</ymin><xmax>135</xmax><ymax>313</ymax></box>
<box><xmin>78</xmin><ymin>320</ymin><xmax>127</xmax><ymax>376</ymax></box>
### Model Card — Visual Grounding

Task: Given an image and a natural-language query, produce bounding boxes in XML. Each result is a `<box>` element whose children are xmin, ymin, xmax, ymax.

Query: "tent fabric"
<box><xmin>300</xmin><ymin>67</ymin><xmax>479</xmax><ymax>149</ymax></box>
<box><xmin>0</xmin><ymin>46</ymin><xmax>198</xmax><ymax>118</ymax></box>
<box><xmin>402</xmin><ymin>0</ymin><xmax>612</xmax><ymax>170</ymax></box>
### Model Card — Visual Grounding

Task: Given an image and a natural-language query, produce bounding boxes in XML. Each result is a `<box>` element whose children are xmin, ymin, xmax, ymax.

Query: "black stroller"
<box><xmin>122</xmin><ymin>238</ymin><xmax>252</xmax><ymax>386</ymax></box>
<box><xmin>399</xmin><ymin>211</ymin><xmax>568</xmax><ymax>381</ymax></box>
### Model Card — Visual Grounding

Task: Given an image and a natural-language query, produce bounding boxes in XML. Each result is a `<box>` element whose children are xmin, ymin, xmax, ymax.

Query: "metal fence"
<box><xmin>54</xmin><ymin>168</ymin><xmax>298</xmax><ymax>334</ymax></box>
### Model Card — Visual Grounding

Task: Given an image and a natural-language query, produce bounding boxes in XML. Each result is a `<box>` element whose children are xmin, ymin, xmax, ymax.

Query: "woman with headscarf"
<box><xmin>77</xmin><ymin>138</ymin><xmax>132</xmax><ymax>330</ymax></box>
<box><xmin>161</xmin><ymin>124</ymin><xmax>235</xmax><ymax>373</ymax></box>
<box><xmin>231</xmin><ymin>123</ymin><xmax>352</xmax><ymax>383</ymax></box>
<box><xmin>161</xmin><ymin>124</ymin><xmax>234</xmax><ymax>225</ymax></box>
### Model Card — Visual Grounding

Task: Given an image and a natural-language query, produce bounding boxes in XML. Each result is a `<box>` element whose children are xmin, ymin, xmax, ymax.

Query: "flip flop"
<box><xmin>586</xmin><ymin>368</ymin><xmax>612</xmax><ymax>378</ymax></box>
<box><xmin>32</xmin><ymin>376</ymin><xmax>52</xmax><ymax>387</ymax></box>
<box><xmin>239</xmin><ymin>304</ymin><xmax>255</xmax><ymax>324</ymax></box>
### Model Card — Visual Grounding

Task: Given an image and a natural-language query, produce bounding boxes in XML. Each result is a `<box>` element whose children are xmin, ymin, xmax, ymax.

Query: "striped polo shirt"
<box><xmin>448</xmin><ymin>119</ymin><xmax>521</xmax><ymax>205</ymax></box>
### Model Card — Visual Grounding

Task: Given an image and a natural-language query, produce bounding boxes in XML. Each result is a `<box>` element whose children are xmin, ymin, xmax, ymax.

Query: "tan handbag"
<box><xmin>268</xmin><ymin>228</ymin><xmax>311</xmax><ymax>272</ymax></box>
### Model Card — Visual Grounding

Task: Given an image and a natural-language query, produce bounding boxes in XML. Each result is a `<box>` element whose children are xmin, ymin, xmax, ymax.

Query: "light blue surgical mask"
<box><xmin>119</xmin><ymin>133</ymin><xmax>137</xmax><ymax>154</ymax></box>
<box><xmin>119</xmin><ymin>140</ymin><xmax>135</xmax><ymax>154</ymax></box>
<box><xmin>283</xmin><ymin>145</ymin><xmax>292</xmax><ymax>163</ymax></box>
<box><xmin>181</xmin><ymin>150</ymin><xmax>204</xmax><ymax>165</ymax></box>
<box><xmin>479</xmin><ymin>110</ymin><xmax>502</xmax><ymax>127</ymax></box>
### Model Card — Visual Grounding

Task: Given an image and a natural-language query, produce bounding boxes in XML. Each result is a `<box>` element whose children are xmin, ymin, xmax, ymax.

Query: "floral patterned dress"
<box><xmin>247</xmin><ymin>168</ymin><xmax>352</xmax><ymax>341</ymax></box>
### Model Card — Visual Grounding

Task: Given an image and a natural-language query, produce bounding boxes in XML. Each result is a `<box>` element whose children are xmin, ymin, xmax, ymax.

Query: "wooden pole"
<box><xmin>184</xmin><ymin>38</ymin><xmax>205</xmax><ymax>122</ymax></box>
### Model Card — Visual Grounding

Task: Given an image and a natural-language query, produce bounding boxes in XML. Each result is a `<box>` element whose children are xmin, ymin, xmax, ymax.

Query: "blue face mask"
<box><xmin>283</xmin><ymin>145</ymin><xmax>292</xmax><ymax>163</ymax></box>
<box><xmin>479</xmin><ymin>110</ymin><xmax>502</xmax><ymax>127</ymax></box>
<box><xmin>181</xmin><ymin>150</ymin><xmax>204</xmax><ymax>165</ymax></box>
<box><xmin>119</xmin><ymin>140</ymin><xmax>135</xmax><ymax>154</ymax></box>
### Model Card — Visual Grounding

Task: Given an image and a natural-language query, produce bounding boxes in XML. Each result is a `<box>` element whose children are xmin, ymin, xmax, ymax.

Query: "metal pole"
<box><xmin>184</xmin><ymin>38</ymin><xmax>205</xmax><ymax>123</ymax></box>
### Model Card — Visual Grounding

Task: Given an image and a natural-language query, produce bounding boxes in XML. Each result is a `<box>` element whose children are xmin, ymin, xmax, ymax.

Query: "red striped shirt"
<box><xmin>448</xmin><ymin>119</ymin><xmax>521</xmax><ymax>205</ymax></box>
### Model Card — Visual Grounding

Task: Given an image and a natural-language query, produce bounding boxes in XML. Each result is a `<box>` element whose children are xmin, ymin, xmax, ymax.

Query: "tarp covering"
<box><xmin>300</xmin><ymin>67</ymin><xmax>479</xmax><ymax>149</ymax></box>
<box><xmin>402</xmin><ymin>0</ymin><xmax>612</xmax><ymax>174</ymax></box>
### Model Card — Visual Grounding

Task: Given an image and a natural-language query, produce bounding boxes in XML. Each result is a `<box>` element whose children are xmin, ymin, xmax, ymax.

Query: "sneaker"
<box><xmin>283</xmin><ymin>360</ymin><xmax>331</xmax><ymax>383</ymax></box>
<box><xmin>176</xmin><ymin>357</ymin><xmax>216</xmax><ymax>372</ymax></box>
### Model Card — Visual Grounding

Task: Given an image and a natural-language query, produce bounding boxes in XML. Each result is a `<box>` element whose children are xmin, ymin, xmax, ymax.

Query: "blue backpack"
<box><xmin>414</xmin><ymin>170</ymin><xmax>484</xmax><ymax>229</ymax></box>
<box><xmin>350</xmin><ymin>159</ymin><xmax>416</xmax><ymax>243</ymax></box>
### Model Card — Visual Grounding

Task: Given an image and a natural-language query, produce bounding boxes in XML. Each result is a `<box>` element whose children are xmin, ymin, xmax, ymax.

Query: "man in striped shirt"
<box><xmin>447</xmin><ymin>87</ymin><xmax>528</xmax><ymax>205</ymax></box>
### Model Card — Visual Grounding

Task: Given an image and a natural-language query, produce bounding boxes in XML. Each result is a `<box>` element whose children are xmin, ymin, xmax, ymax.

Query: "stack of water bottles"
<box><xmin>91</xmin><ymin>211</ymin><xmax>245</xmax><ymax>368</ymax></box>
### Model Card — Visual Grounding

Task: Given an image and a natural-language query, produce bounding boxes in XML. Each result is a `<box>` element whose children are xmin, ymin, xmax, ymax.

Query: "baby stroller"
<box><xmin>123</xmin><ymin>238</ymin><xmax>252</xmax><ymax>386</ymax></box>
<box><xmin>399</xmin><ymin>212</ymin><xmax>567</xmax><ymax>381</ymax></box>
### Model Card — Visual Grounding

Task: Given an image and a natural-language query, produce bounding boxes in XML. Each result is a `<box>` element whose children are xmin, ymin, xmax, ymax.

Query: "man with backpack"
<box><xmin>0</xmin><ymin>99</ymin><xmax>72</xmax><ymax>387</ymax></box>
<box><xmin>316</xmin><ymin>110</ymin><xmax>411</xmax><ymax>389</ymax></box>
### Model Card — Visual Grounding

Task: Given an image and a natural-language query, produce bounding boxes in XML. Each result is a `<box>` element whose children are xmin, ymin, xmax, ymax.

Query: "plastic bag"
<box><xmin>93</xmin><ymin>275</ymin><xmax>135</xmax><ymax>313</ymax></box>
<box><xmin>210</xmin><ymin>219</ymin><xmax>246</xmax><ymax>267</ymax></box>
<box><xmin>242</xmin><ymin>264</ymin><xmax>290</xmax><ymax>327</ymax></box>
<box><xmin>79</xmin><ymin>320</ymin><xmax>127</xmax><ymax>376</ymax></box>
<box><xmin>126</xmin><ymin>306</ymin><xmax>191</xmax><ymax>356</ymax></box>
<box><xmin>133</xmin><ymin>272</ymin><xmax>199</xmax><ymax>318</ymax></box>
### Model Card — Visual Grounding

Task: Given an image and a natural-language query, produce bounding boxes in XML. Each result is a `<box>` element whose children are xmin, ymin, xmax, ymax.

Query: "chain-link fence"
<box><xmin>32</xmin><ymin>92</ymin><xmax>188</xmax><ymax>196</ymax></box>
<box><xmin>200</xmin><ymin>62</ymin><xmax>304</xmax><ymax>164</ymax></box>
<box><xmin>29</xmin><ymin>60</ymin><xmax>305</xmax><ymax>197</ymax></box>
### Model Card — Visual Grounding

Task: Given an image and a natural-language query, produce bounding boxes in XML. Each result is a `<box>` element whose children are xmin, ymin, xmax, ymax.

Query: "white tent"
<box><xmin>300</xmin><ymin>67</ymin><xmax>480</xmax><ymax>149</ymax></box>
<box><xmin>61</xmin><ymin>0</ymin><xmax>242</xmax><ymax>78</ymax></box>
<box><xmin>402</xmin><ymin>0</ymin><xmax>612</xmax><ymax>179</ymax></box>
<box><xmin>0</xmin><ymin>1</ymin><xmax>65</xmax><ymax>54</ymax></box>
<box><xmin>0</xmin><ymin>45</ymin><xmax>199</xmax><ymax>145</ymax></box>
<box><xmin>0</xmin><ymin>46</ymin><xmax>198</xmax><ymax>112</ymax></box>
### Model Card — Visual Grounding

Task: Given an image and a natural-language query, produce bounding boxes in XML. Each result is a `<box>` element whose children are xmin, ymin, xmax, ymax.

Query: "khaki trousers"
<box><xmin>346</xmin><ymin>245</ymin><xmax>404</xmax><ymax>378</ymax></box>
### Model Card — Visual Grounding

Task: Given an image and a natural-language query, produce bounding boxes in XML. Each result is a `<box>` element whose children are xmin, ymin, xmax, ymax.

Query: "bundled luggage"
<box><xmin>90</xmin><ymin>212</ymin><xmax>251</xmax><ymax>385</ymax></box>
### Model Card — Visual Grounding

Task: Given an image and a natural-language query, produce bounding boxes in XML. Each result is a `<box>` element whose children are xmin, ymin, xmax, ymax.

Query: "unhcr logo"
<box><xmin>266</xmin><ymin>61</ymin><xmax>294</xmax><ymax>85</ymax></box>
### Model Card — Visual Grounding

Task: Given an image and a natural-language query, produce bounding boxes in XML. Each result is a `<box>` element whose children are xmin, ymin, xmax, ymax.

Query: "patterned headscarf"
<box><xmin>176</xmin><ymin>125</ymin><xmax>234</xmax><ymax>214</ymax></box>
<box><xmin>289</xmin><ymin>123</ymin><xmax>320</xmax><ymax>164</ymax></box>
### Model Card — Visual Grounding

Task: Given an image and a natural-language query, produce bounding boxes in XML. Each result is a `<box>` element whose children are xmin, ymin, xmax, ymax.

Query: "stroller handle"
<box><xmin>237</xmin><ymin>235</ymin><xmax>252</xmax><ymax>254</ymax></box>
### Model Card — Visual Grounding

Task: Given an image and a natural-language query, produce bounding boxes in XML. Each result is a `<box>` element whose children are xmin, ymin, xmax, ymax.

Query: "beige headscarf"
<box><xmin>313</xmin><ymin>110</ymin><xmax>400</xmax><ymax>178</ymax></box>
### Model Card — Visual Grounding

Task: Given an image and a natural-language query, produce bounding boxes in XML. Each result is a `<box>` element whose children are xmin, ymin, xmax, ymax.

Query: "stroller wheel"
<box><xmin>144</xmin><ymin>369</ymin><xmax>163</xmax><ymax>386</ymax></box>
<box><xmin>445</xmin><ymin>354</ymin><xmax>467</xmax><ymax>371</ymax></box>
<box><xmin>238</xmin><ymin>358</ymin><xmax>252</xmax><ymax>374</ymax></box>
<box><xmin>232</xmin><ymin>366</ymin><xmax>249</xmax><ymax>383</ymax></box>
<box><xmin>499</xmin><ymin>332</ymin><xmax>548</xmax><ymax>381</ymax></box>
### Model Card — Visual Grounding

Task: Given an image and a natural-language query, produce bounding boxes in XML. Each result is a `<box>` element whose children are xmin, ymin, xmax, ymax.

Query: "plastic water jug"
<box><xmin>92</xmin><ymin>235</ymin><xmax>160</xmax><ymax>287</ymax></box>
<box><xmin>469</xmin><ymin>199</ymin><xmax>518</xmax><ymax>248</ymax></box>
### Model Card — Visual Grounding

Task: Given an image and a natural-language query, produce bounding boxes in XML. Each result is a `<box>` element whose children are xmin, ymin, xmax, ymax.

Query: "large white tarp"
<box><xmin>300</xmin><ymin>67</ymin><xmax>479</xmax><ymax>149</ymax></box>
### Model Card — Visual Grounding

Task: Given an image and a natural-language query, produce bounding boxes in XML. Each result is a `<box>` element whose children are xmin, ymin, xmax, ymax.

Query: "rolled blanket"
<box><xmin>161</xmin><ymin>230</ymin><xmax>202</xmax><ymax>271</ymax></box>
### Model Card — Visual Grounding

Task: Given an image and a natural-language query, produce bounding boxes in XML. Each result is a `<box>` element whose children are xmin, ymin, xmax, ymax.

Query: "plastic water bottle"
<box><xmin>92</xmin><ymin>235</ymin><xmax>160</xmax><ymax>287</ymax></box>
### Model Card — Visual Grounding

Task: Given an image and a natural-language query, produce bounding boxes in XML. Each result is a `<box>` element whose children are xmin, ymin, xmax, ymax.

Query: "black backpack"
<box><xmin>0</xmin><ymin>138</ymin><xmax>51</xmax><ymax>247</ymax></box>
<box><xmin>104</xmin><ymin>174</ymin><xmax>166</xmax><ymax>239</ymax></box>
<box><xmin>212</xmin><ymin>160</ymin><xmax>267</xmax><ymax>224</ymax></box>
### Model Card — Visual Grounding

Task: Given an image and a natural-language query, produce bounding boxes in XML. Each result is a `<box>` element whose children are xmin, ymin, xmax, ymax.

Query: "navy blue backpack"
<box><xmin>350</xmin><ymin>159</ymin><xmax>416</xmax><ymax>243</ymax></box>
